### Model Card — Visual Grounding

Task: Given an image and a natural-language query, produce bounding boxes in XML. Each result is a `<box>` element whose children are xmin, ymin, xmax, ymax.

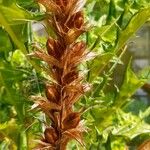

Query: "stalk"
<box><xmin>31</xmin><ymin>0</ymin><xmax>93</xmax><ymax>149</ymax></box>
<box><xmin>18</xmin><ymin>129</ymin><xmax>28</xmax><ymax>150</ymax></box>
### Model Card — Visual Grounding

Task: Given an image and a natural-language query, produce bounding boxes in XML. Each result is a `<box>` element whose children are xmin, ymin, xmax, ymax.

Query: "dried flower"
<box><xmin>31</xmin><ymin>0</ymin><xmax>93</xmax><ymax>149</ymax></box>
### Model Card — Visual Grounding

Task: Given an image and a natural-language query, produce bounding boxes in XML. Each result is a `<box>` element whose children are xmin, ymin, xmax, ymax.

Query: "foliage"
<box><xmin>0</xmin><ymin>0</ymin><xmax>150</xmax><ymax>149</ymax></box>
<box><xmin>0</xmin><ymin>1</ymin><xmax>44</xmax><ymax>149</ymax></box>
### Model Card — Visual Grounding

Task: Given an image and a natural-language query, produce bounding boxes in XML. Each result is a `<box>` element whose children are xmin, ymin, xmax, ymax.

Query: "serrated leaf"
<box><xmin>115</xmin><ymin>6</ymin><xmax>150</xmax><ymax>52</ymax></box>
<box><xmin>114</xmin><ymin>61</ymin><xmax>147</xmax><ymax>107</ymax></box>
<box><xmin>89</xmin><ymin>53</ymin><xmax>114</xmax><ymax>82</ymax></box>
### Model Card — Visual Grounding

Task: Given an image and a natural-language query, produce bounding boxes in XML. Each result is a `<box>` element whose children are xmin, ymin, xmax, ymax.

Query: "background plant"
<box><xmin>0</xmin><ymin>0</ymin><xmax>150</xmax><ymax>149</ymax></box>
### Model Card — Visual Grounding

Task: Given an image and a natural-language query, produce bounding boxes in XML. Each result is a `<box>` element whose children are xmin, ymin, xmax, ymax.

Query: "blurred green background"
<box><xmin>0</xmin><ymin>0</ymin><xmax>150</xmax><ymax>149</ymax></box>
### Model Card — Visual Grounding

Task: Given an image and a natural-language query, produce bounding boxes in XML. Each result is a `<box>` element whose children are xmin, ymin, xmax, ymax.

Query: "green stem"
<box><xmin>18</xmin><ymin>129</ymin><xmax>28</xmax><ymax>150</ymax></box>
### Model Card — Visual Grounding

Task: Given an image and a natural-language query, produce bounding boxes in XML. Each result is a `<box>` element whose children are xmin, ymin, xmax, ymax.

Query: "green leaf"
<box><xmin>112</xmin><ymin>108</ymin><xmax>150</xmax><ymax>140</ymax></box>
<box><xmin>0</xmin><ymin>6</ymin><xmax>42</xmax><ymax>72</ymax></box>
<box><xmin>0</xmin><ymin>4</ymin><xmax>32</xmax><ymax>25</ymax></box>
<box><xmin>115</xmin><ymin>6</ymin><xmax>150</xmax><ymax>51</ymax></box>
<box><xmin>16</xmin><ymin>0</ymin><xmax>39</xmax><ymax>11</ymax></box>
<box><xmin>138</xmin><ymin>67</ymin><xmax>150</xmax><ymax>80</ymax></box>
<box><xmin>114</xmin><ymin>61</ymin><xmax>147</xmax><ymax>107</ymax></box>
<box><xmin>0</xmin><ymin>2</ymin><xmax>44</xmax><ymax>25</ymax></box>
<box><xmin>0</xmin><ymin>28</ymin><xmax>13</xmax><ymax>52</ymax></box>
<box><xmin>89</xmin><ymin>53</ymin><xmax>114</xmax><ymax>82</ymax></box>
<box><xmin>0</xmin><ymin>119</ymin><xmax>20</xmax><ymax>145</ymax></box>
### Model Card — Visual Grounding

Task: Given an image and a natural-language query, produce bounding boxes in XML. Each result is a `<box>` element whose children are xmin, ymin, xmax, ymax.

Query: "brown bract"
<box><xmin>31</xmin><ymin>0</ymin><xmax>92</xmax><ymax>149</ymax></box>
<box><xmin>138</xmin><ymin>140</ymin><xmax>150</xmax><ymax>150</ymax></box>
